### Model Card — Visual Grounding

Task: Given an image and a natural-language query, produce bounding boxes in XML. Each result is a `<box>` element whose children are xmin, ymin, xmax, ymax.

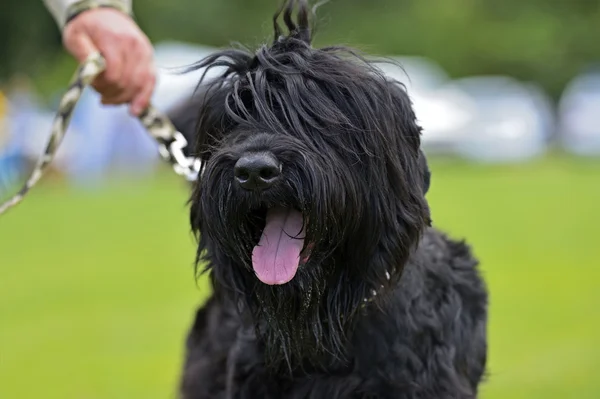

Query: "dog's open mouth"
<box><xmin>251</xmin><ymin>207</ymin><xmax>311</xmax><ymax>285</ymax></box>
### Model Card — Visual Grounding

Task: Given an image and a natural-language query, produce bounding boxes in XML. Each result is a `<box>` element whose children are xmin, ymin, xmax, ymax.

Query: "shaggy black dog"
<box><xmin>170</xmin><ymin>1</ymin><xmax>488</xmax><ymax>398</ymax></box>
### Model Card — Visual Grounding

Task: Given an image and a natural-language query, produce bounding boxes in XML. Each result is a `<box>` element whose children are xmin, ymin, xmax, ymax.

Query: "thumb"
<box><xmin>63</xmin><ymin>31</ymin><xmax>98</xmax><ymax>63</ymax></box>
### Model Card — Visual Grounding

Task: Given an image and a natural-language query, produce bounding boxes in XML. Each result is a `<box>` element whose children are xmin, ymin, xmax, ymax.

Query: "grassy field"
<box><xmin>1</xmin><ymin>155</ymin><xmax>599</xmax><ymax>399</ymax></box>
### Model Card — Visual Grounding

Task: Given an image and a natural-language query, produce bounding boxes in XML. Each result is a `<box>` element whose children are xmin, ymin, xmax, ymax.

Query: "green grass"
<box><xmin>1</xmin><ymin>155</ymin><xmax>599</xmax><ymax>399</ymax></box>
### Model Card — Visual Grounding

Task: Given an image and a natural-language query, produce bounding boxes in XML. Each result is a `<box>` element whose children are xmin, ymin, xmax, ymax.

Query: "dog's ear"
<box><xmin>418</xmin><ymin>149</ymin><xmax>431</xmax><ymax>196</ymax></box>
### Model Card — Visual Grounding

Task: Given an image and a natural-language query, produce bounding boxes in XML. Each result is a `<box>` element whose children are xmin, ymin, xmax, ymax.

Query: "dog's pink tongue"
<box><xmin>252</xmin><ymin>208</ymin><xmax>304</xmax><ymax>285</ymax></box>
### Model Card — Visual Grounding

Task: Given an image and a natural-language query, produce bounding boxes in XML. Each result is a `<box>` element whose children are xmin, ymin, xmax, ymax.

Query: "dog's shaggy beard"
<box><xmin>252</xmin><ymin>265</ymin><xmax>334</xmax><ymax>373</ymax></box>
<box><xmin>192</xmin><ymin>138</ymin><xmax>360</xmax><ymax>373</ymax></box>
<box><xmin>186</xmin><ymin>0</ymin><xmax>432</xmax><ymax>375</ymax></box>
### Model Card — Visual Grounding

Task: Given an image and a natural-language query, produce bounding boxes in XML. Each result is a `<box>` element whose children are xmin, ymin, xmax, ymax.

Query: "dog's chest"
<box><xmin>182</xmin><ymin>297</ymin><xmax>389</xmax><ymax>399</ymax></box>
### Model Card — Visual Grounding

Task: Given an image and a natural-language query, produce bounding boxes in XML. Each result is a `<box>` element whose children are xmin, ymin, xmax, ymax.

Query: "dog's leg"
<box><xmin>179</xmin><ymin>296</ymin><xmax>231</xmax><ymax>399</ymax></box>
<box><xmin>180</xmin><ymin>296</ymin><xmax>277</xmax><ymax>399</ymax></box>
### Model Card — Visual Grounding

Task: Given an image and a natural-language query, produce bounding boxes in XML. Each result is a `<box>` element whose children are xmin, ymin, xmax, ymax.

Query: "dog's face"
<box><xmin>185</xmin><ymin>1</ymin><xmax>431</xmax><ymax>370</ymax></box>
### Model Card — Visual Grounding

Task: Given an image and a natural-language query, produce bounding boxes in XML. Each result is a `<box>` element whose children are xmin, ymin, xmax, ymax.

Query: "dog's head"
<box><xmin>184</xmin><ymin>0</ymin><xmax>431</xmax><ymax>371</ymax></box>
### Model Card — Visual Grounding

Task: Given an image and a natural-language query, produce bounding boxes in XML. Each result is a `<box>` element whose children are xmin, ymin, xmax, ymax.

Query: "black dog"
<box><xmin>171</xmin><ymin>1</ymin><xmax>488</xmax><ymax>397</ymax></box>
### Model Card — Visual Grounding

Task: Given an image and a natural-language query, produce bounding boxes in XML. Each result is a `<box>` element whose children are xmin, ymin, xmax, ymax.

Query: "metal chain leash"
<box><xmin>0</xmin><ymin>52</ymin><xmax>202</xmax><ymax>216</ymax></box>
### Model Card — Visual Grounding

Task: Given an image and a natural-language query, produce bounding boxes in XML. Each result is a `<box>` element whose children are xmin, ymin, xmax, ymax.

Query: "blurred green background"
<box><xmin>1</xmin><ymin>0</ymin><xmax>600</xmax><ymax>398</ymax></box>
<box><xmin>2</xmin><ymin>158</ymin><xmax>599</xmax><ymax>398</ymax></box>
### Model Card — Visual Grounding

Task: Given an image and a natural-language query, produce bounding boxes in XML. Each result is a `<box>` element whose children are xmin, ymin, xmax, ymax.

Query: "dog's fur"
<box><xmin>170</xmin><ymin>1</ymin><xmax>488</xmax><ymax>398</ymax></box>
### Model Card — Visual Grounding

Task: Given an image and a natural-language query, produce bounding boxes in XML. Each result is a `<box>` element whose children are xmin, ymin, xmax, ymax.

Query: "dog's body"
<box><xmin>172</xmin><ymin>2</ymin><xmax>488</xmax><ymax>398</ymax></box>
<box><xmin>180</xmin><ymin>229</ymin><xmax>487</xmax><ymax>399</ymax></box>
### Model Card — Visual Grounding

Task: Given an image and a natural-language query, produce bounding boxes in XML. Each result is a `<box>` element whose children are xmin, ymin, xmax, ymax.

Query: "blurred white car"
<box><xmin>148</xmin><ymin>46</ymin><xmax>557</xmax><ymax>163</ymax></box>
<box><xmin>443</xmin><ymin>76</ymin><xmax>554</xmax><ymax>162</ymax></box>
<box><xmin>374</xmin><ymin>56</ymin><xmax>476</xmax><ymax>153</ymax></box>
<box><xmin>557</xmin><ymin>70</ymin><xmax>600</xmax><ymax>156</ymax></box>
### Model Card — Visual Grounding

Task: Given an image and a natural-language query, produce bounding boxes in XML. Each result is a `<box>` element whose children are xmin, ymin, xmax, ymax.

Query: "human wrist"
<box><xmin>65</xmin><ymin>0</ymin><xmax>133</xmax><ymax>26</ymax></box>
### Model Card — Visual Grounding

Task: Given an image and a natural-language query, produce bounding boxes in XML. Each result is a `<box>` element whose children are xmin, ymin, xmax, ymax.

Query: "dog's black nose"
<box><xmin>234</xmin><ymin>152</ymin><xmax>281</xmax><ymax>190</ymax></box>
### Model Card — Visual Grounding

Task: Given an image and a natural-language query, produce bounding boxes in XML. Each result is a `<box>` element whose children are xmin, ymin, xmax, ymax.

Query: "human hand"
<box><xmin>62</xmin><ymin>8</ymin><xmax>156</xmax><ymax>116</ymax></box>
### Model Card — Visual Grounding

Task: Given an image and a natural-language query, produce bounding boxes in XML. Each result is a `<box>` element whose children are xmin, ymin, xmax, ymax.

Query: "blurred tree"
<box><xmin>1</xmin><ymin>0</ymin><xmax>598</xmax><ymax>101</ymax></box>
<box><xmin>0</xmin><ymin>0</ymin><xmax>62</xmax><ymax>82</ymax></box>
